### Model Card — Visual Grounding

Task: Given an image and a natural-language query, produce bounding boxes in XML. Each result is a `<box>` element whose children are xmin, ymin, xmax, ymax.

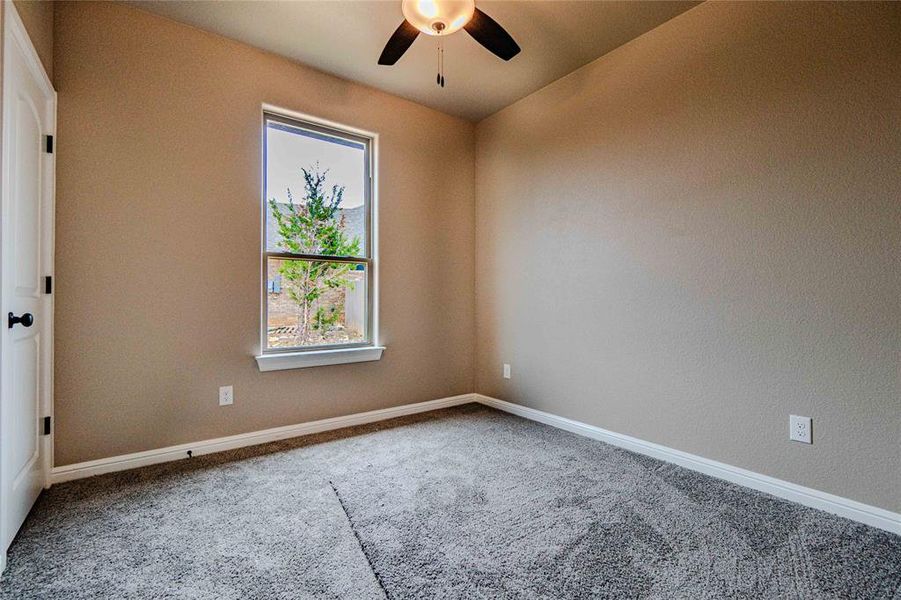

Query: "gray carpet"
<box><xmin>1</xmin><ymin>404</ymin><xmax>898</xmax><ymax>599</ymax></box>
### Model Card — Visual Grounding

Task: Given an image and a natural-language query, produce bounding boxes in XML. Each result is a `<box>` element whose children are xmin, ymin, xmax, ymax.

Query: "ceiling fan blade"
<box><xmin>463</xmin><ymin>8</ymin><xmax>520</xmax><ymax>61</ymax></box>
<box><xmin>378</xmin><ymin>20</ymin><xmax>420</xmax><ymax>65</ymax></box>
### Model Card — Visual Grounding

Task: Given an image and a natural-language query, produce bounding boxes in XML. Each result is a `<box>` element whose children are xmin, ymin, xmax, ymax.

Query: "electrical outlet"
<box><xmin>503</xmin><ymin>363</ymin><xmax>511</xmax><ymax>379</ymax></box>
<box><xmin>219</xmin><ymin>385</ymin><xmax>234</xmax><ymax>406</ymax></box>
<box><xmin>789</xmin><ymin>415</ymin><xmax>811</xmax><ymax>444</ymax></box>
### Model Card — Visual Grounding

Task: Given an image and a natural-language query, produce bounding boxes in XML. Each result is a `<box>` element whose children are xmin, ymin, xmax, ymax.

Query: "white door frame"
<box><xmin>0</xmin><ymin>0</ymin><xmax>56</xmax><ymax>574</ymax></box>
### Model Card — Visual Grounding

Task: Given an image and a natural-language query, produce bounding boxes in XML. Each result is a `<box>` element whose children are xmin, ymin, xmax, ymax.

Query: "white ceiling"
<box><xmin>128</xmin><ymin>1</ymin><xmax>701</xmax><ymax>122</ymax></box>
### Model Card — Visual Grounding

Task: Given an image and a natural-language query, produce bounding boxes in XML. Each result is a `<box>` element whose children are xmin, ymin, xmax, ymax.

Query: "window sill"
<box><xmin>255</xmin><ymin>346</ymin><xmax>385</xmax><ymax>372</ymax></box>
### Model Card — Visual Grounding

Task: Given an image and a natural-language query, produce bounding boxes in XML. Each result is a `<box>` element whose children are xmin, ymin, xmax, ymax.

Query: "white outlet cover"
<box><xmin>789</xmin><ymin>415</ymin><xmax>811</xmax><ymax>444</ymax></box>
<box><xmin>219</xmin><ymin>385</ymin><xmax>234</xmax><ymax>406</ymax></box>
<box><xmin>503</xmin><ymin>364</ymin><xmax>511</xmax><ymax>379</ymax></box>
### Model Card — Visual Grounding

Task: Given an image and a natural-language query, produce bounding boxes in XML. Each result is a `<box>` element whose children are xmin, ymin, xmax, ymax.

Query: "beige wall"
<box><xmin>475</xmin><ymin>1</ymin><xmax>900</xmax><ymax>511</ymax></box>
<box><xmin>12</xmin><ymin>0</ymin><xmax>52</xmax><ymax>80</ymax></box>
<box><xmin>53</xmin><ymin>0</ymin><xmax>900</xmax><ymax>512</ymax></box>
<box><xmin>53</xmin><ymin>2</ymin><xmax>475</xmax><ymax>465</ymax></box>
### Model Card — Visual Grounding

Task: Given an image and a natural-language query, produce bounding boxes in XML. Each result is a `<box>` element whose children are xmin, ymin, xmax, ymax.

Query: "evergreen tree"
<box><xmin>269</xmin><ymin>166</ymin><xmax>361</xmax><ymax>344</ymax></box>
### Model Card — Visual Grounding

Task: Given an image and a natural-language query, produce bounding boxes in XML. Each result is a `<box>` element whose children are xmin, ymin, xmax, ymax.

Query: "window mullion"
<box><xmin>264</xmin><ymin>251</ymin><xmax>369</xmax><ymax>265</ymax></box>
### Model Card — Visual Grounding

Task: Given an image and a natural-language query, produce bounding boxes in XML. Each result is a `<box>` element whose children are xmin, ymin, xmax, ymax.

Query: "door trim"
<box><xmin>1</xmin><ymin>0</ymin><xmax>56</xmax><ymax>572</ymax></box>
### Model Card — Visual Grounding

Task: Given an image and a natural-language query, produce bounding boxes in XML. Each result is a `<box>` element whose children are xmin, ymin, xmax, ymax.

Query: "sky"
<box><xmin>266</xmin><ymin>123</ymin><xmax>366</xmax><ymax>209</ymax></box>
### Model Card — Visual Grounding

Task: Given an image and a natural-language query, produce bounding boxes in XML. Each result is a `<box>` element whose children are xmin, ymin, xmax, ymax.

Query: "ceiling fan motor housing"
<box><xmin>379</xmin><ymin>1</ymin><xmax>520</xmax><ymax>66</ymax></box>
<box><xmin>402</xmin><ymin>0</ymin><xmax>476</xmax><ymax>36</ymax></box>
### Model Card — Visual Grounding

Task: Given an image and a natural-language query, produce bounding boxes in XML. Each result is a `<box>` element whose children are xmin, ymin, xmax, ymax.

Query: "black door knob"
<box><xmin>8</xmin><ymin>312</ymin><xmax>34</xmax><ymax>329</ymax></box>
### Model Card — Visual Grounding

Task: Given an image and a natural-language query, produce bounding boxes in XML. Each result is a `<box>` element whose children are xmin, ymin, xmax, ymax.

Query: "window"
<box><xmin>256</xmin><ymin>111</ymin><xmax>381</xmax><ymax>371</ymax></box>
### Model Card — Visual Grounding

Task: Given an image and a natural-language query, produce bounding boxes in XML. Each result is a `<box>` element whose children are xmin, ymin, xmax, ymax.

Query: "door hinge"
<box><xmin>45</xmin><ymin>275</ymin><xmax>52</xmax><ymax>294</ymax></box>
<box><xmin>45</xmin><ymin>135</ymin><xmax>53</xmax><ymax>154</ymax></box>
<box><xmin>43</xmin><ymin>416</ymin><xmax>51</xmax><ymax>435</ymax></box>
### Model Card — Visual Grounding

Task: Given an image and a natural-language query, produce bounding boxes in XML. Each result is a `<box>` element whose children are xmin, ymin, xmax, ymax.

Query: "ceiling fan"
<box><xmin>378</xmin><ymin>0</ymin><xmax>520</xmax><ymax>86</ymax></box>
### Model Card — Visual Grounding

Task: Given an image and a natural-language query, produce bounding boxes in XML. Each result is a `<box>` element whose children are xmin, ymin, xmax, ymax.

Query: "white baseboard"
<box><xmin>48</xmin><ymin>391</ymin><xmax>899</xmax><ymax>535</ymax></box>
<box><xmin>49</xmin><ymin>393</ymin><xmax>477</xmax><ymax>485</ymax></box>
<box><xmin>475</xmin><ymin>394</ymin><xmax>900</xmax><ymax>535</ymax></box>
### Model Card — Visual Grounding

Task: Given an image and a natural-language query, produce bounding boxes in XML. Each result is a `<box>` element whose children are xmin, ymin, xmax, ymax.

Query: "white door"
<box><xmin>1</xmin><ymin>3</ymin><xmax>55</xmax><ymax>568</ymax></box>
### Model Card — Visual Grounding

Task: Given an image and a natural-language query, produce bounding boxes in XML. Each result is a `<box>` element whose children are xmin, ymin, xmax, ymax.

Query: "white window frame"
<box><xmin>255</xmin><ymin>106</ymin><xmax>382</xmax><ymax>371</ymax></box>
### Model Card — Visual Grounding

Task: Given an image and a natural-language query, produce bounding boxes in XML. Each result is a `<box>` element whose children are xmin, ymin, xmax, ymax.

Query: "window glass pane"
<box><xmin>266</xmin><ymin>119</ymin><xmax>367</xmax><ymax>257</ymax></box>
<box><xmin>266</xmin><ymin>258</ymin><xmax>368</xmax><ymax>350</ymax></box>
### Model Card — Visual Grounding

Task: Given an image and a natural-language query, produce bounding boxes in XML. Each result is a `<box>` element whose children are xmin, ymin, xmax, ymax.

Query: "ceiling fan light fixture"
<box><xmin>402</xmin><ymin>0</ymin><xmax>475</xmax><ymax>36</ymax></box>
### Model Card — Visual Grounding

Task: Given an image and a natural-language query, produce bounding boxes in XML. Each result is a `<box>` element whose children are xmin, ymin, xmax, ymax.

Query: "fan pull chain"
<box><xmin>436</xmin><ymin>39</ymin><xmax>445</xmax><ymax>88</ymax></box>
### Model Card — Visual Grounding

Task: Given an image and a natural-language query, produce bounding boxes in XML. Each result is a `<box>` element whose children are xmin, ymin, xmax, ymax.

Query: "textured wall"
<box><xmin>53</xmin><ymin>2</ymin><xmax>475</xmax><ymax>465</ymax></box>
<box><xmin>12</xmin><ymin>0</ymin><xmax>53</xmax><ymax>80</ymax></box>
<box><xmin>474</xmin><ymin>1</ymin><xmax>900</xmax><ymax>511</ymax></box>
